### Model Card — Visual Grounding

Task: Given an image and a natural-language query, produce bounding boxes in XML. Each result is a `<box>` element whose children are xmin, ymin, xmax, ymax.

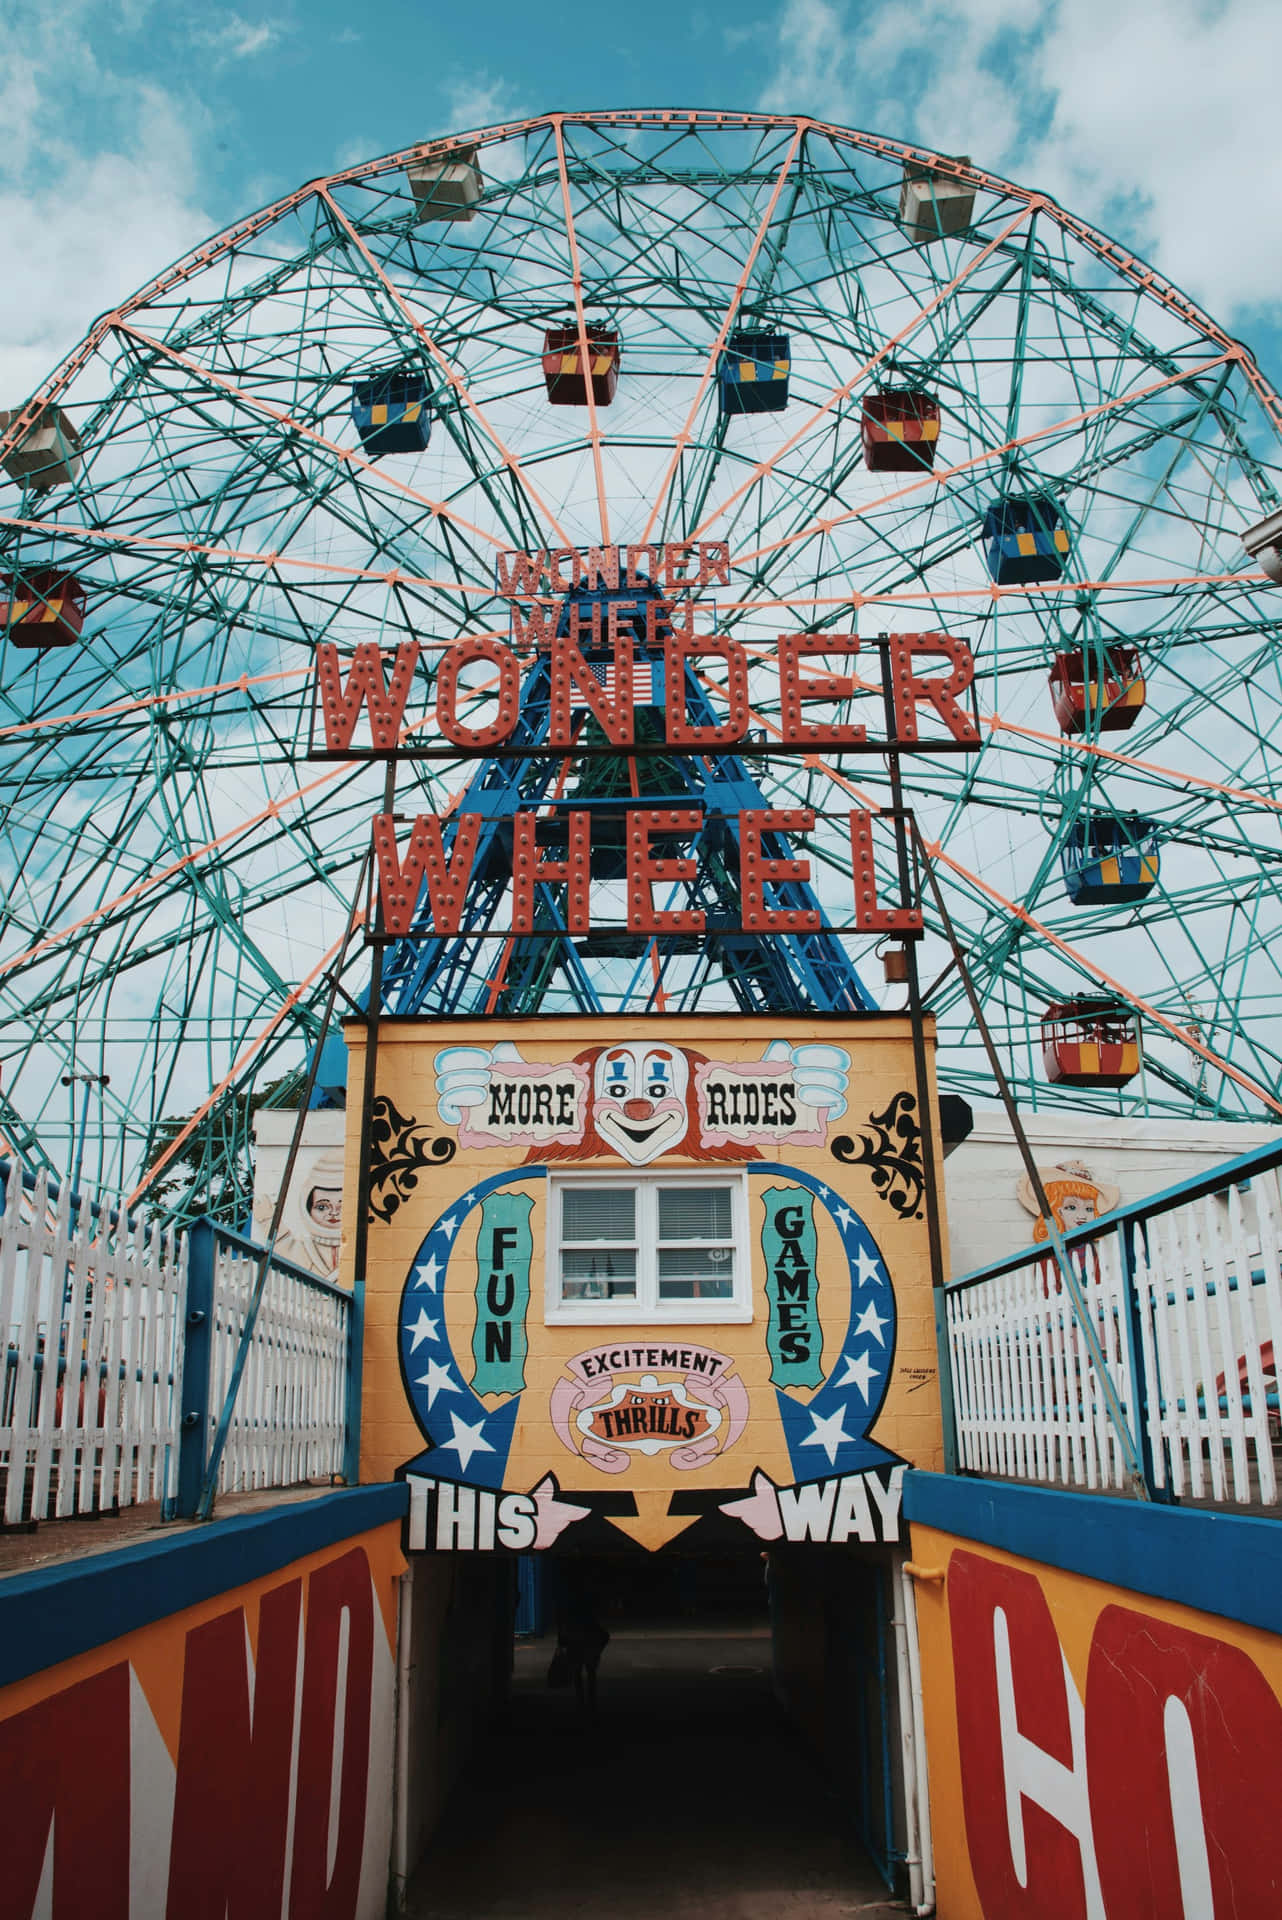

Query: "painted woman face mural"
<box><xmin>1017</xmin><ymin>1159</ymin><xmax>1120</xmax><ymax>1242</ymax></box>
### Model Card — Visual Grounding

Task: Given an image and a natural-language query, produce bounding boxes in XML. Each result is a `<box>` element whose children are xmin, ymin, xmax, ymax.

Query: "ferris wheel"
<box><xmin>2</xmin><ymin>109</ymin><xmax>1281</xmax><ymax>1217</ymax></box>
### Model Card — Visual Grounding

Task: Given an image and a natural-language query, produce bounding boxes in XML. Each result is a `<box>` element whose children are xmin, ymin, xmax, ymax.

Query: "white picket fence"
<box><xmin>0</xmin><ymin>1166</ymin><xmax>185</xmax><ymax>1524</ymax></box>
<box><xmin>203</xmin><ymin>1228</ymin><xmax>349</xmax><ymax>1495</ymax></box>
<box><xmin>945</xmin><ymin>1145</ymin><xmax>1282</xmax><ymax>1505</ymax></box>
<box><xmin>0</xmin><ymin>1164</ymin><xmax>352</xmax><ymax>1525</ymax></box>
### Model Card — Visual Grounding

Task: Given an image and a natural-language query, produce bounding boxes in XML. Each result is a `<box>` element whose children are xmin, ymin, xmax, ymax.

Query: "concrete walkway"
<box><xmin>406</xmin><ymin>1627</ymin><xmax>905</xmax><ymax>1919</ymax></box>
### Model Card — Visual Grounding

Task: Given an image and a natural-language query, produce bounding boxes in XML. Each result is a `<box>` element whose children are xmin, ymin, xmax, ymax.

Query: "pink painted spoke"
<box><xmin>552</xmin><ymin>117</ymin><xmax>612</xmax><ymax>544</ymax></box>
<box><xmin>319</xmin><ymin>186</ymin><xmax>574</xmax><ymax>551</ymax></box>
<box><xmin>732</xmin><ymin>353</ymin><xmax>1235</xmax><ymax>572</ymax></box>
<box><xmin>687</xmin><ymin>202</ymin><xmax>1040</xmax><ymax>544</ymax></box>
<box><xmin>639</xmin><ymin>122</ymin><xmax>805</xmax><ymax>548</ymax></box>
<box><xmin>115</xmin><ymin>320</ymin><xmax>505</xmax><ymax>552</ymax></box>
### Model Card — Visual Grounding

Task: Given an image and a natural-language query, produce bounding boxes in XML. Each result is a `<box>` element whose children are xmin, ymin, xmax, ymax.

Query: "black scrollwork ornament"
<box><xmin>366</xmin><ymin>1096</ymin><xmax>455</xmax><ymax>1224</ymax></box>
<box><xmin>831</xmin><ymin>1089</ymin><xmax>924</xmax><ymax>1219</ymax></box>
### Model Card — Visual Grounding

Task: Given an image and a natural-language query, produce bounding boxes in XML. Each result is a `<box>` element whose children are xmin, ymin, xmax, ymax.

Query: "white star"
<box><xmin>835</xmin><ymin>1205</ymin><xmax>854</xmax><ymax>1229</ymax></box>
<box><xmin>415</xmin><ymin>1358</ymin><xmax>459</xmax><ymax>1407</ymax></box>
<box><xmin>404</xmin><ymin>1309</ymin><xmax>439</xmax><ymax>1352</ymax></box>
<box><xmin>854</xmin><ymin>1245</ymin><xmax>882</xmax><ymax>1288</ymax></box>
<box><xmin>438</xmin><ymin>1215</ymin><xmax>458</xmax><ymax>1236</ymax></box>
<box><xmin>413</xmin><ymin>1255</ymin><xmax>442</xmax><ymax>1291</ymax></box>
<box><xmin>801</xmin><ymin>1403</ymin><xmax>854</xmax><ymax>1466</ymax></box>
<box><xmin>837</xmin><ymin>1350</ymin><xmax>879</xmax><ymax>1402</ymax></box>
<box><xmin>855</xmin><ymin>1302</ymin><xmax>889</xmax><ymax>1346</ymax></box>
<box><xmin>438</xmin><ymin>1410</ymin><xmax>494</xmax><ymax>1473</ymax></box>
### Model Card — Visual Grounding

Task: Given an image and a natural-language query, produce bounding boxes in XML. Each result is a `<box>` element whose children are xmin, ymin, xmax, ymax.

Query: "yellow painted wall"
<box><xmin>348</xmin><ymin>1014</ymin><xmax>944</xmax><ymax>1552</ymax></box>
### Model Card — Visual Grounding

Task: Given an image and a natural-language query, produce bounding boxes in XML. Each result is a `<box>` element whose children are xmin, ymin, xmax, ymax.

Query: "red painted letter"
<box><xmin>165</xmin><ymin>1580</ymin><xmax>302</xmax><ymax>1919</ymax></box>
<box><xmin>289</xmin><ymin>1548</ymin><xmax>375</xmax><ymax>1920</ymax></box>
<box><xmin>949</xmin><ymin>1550</ymin><xmax>1089</xmax><ymax>1919</ymax></box>
<box><xmin>0</xmin><ymin>1662</ymin><xmax>131</xmax><ymax>1920</ymax></box>
<box><xmin>1086</xmin><ymin>1603</ymin><xmax>1282</xmax><ymax>1918</ymax></box>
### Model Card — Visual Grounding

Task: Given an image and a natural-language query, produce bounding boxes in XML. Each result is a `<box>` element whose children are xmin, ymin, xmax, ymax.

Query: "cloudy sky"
<box><xmin>2</xmin><ymin>0</ymin><xmax>1278</xmax><ymax>400</ymax></box>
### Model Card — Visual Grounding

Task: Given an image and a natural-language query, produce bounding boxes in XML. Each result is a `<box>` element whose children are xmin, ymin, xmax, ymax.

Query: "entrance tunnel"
<box><xmin>395</xmin><ymin>1544</ymin><xmax>924</xmax><ymax>1917</ymax></box>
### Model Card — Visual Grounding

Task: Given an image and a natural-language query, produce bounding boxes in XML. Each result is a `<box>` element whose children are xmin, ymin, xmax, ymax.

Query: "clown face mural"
<box><xmin>590</xmin><ymin>1044</ymin><xmax>690</xmax><ymax>1164</ymax></box>
<box><xmin>350</xmin><ymin>1015</ymin><xmax>946</xmax><ymax>1554</ymax></box>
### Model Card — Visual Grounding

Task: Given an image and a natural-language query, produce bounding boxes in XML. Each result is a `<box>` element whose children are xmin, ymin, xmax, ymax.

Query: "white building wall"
<box><xmin>943</xmin><ymin>1109</ymin><xmax>1281</xmax><ymax>1277</ymax></box>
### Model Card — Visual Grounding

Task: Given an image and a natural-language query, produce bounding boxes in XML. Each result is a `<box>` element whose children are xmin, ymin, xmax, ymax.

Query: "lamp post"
<box><xmin>61</xmin><ymin>1069</ymin><xmax>109</xmax><ymax>1198</ymax></box>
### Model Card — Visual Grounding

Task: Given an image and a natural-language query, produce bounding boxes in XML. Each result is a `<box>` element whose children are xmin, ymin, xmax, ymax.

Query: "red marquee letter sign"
<box><xmin>663</xmin><ymin>634</ymin><xmax>749</xmax><ymax>746</ymax></box>
<box><xmin>373</xmin><ymin>813</ymin><xmax>483</xmax><ymax>935</ymax></box>
<box><xmin>547</xmin><ymin>609</ymin><xmax>634</xmax><ymax>747</ymax></box>
<box><xmin>1086</xmin><ymin>1603</ymin><xmax>1282</xmax><ymax>1918</ymax></box>
<box><xmin>885</xmin><ymin>632</ymin><xmax>979</xmax><ymax>745</ymax></box>
<box><xmin>776</xmin><ymin>635</ymin><xmax>866</xmax><ymax>745</ymax></box>
<box><xmin>435</xmin><ymin>636</ymin><xmax>520</xmax><ymax>748</ymax></box>
<box><xmin>314</xmin><ymin>641</ymin><xmax>419</xmax><ymax>751</ymax></box>
<box><xmin>289</xmin><ymin>1548</ymin><xmax>376</xmax><ymax>1920</ymax></box>
<box><xmin>949</xmin><ymin>1551</ymin><xmax>1089</xmax><ymax>1920</ymax></box>
<box><xmin>738</xmin><ymin>809</ymin><xmax>821</xmax><ymax>931</ymax></box>
<box><xmin>626</xmin><ymin>809</ymin><xmax>705</xmax><ymax>935</ymax></box>
<box><xmin>512</xmin><ymin>809</ymin><xmax>591</xmax><ymax>933</ymax></box>
<box><xmin>495</xmin><ymin>549</ymin><xmax>548</xmax><ymax>595</ymax></box>
<box><xmin>849</xmin><ymin>813</ymin><xmax>923</xmax><ymax>933</ymax></box>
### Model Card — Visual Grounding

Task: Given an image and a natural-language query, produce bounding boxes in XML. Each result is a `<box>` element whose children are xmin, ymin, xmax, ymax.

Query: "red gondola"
<box><xmin>1042</xmin><ymin>999</ymin><xmax>1140</xmax><ymax>1088</ymax></box>
<box><xmin>861</xmin><ymin>391</ymin><xmax>941</xmax><ymax>472</ymax></box>
<box><xmin>542</xmin><ymin>325</ymin><xmax>620</xmax><ymax>407</ymax></box>
<box><xmin>1</xmin><ymin>570</ymin><xmax>86</xmax><ymax>648</ymax></box>
<box><xmin>1049</xmin><ymin>646</ymin><xmax>1145</xmax><ymax>734</ymax></box>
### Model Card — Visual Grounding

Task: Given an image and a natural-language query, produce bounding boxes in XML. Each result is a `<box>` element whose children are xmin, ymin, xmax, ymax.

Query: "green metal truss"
<box><xmin>1</xmin><ymin>110</ymin><xmax>1280</xmax><ymax>1218</ymax></box>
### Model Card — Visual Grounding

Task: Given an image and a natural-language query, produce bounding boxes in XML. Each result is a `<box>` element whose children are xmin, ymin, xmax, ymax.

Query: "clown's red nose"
<box><xmin>623</xmin><ymin>1099</ymin><xmax>653</xmax><ymax>1120</ymax></box>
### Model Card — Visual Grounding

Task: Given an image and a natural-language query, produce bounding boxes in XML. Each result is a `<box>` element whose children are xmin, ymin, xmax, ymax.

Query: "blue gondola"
<box><xmin>350</xmin><ymin>369</ymin><xmax>431</xmax><ymax>455</ymax></box>
<box><xmin>719</xmin><ymin>331</ymin><xmax>790</xmax><ymax>416</ymax></box>
<box><xmin>1062</xmin><ymin>815</ymin><xmax>1160</xmax><ymax>905</ymax></box>
<box><xmin>982</xmin><ymin>493</ymin><xmax>1071</xmax><ymax>585</ymax></box>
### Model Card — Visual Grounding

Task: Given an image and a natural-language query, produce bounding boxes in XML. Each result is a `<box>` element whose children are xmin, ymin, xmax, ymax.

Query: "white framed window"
<box><xmin>545</xmin><ymin>1168</ymin><xmax>751</xmax><ymax>1324</ymax></box>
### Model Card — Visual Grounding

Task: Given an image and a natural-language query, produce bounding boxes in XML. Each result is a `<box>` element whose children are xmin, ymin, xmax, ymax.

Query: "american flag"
<box><xmin>572</xmin><ymin>658</ymin><xmax>656</xmax><ymax>704</ymax></box>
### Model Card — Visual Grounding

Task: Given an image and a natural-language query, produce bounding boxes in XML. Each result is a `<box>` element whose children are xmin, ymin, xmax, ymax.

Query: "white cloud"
<box><xmin>195</xmin><ymin>12</ymin><xmax>287</xmax><ymax>61</ymax></box>
<box><xmin>0</xmin><ymin>10</ymin><xmax>212</xmax><ymax>404</ymax></box>
<box><xmin>755</xmin><ymin>0</ymin><xmax>1282</xmax><ymax>325</ymax></box>
<box><xmin>441</xmin><ymin>72</ymin><xmax>529</xmax><ymax>135</ymax></box>
<box><xmin>1030</xmin><ymin>0</ymin><xmax>1282</xmax><ymax>318</ymax></box>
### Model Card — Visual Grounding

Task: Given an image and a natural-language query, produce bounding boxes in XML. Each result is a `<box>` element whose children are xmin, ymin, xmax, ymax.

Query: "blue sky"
<box><xmin>2</xmin><ymin>0</ymin><xmax>1280</xmax><ymax>396</ymax></box>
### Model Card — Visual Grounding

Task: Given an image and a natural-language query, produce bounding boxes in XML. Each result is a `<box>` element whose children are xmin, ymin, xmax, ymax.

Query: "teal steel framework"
<box><xmin>1</xmin><ymin>111</ymin><xmax>1281</xmax><ymax>1217</ymax></box>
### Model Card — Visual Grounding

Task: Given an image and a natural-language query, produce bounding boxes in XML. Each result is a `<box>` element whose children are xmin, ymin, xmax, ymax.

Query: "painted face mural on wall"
<box><xmin>590</xmin><ymin>1044</ymin><xmax>690</xmax><ymax>1163</ymax></box>
<box><xmin>380</xmin><ymin>1027</ymin><xmax>932</xmax><ymax>1554</ymax></box>
<box><xmin>1016</xmin><ymin>1159</ymin><xmax>1121</xmax><ymax>1242</ymax></box>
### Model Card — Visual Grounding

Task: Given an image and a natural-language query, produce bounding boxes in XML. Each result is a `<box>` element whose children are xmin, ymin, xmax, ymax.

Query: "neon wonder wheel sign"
<box><xmin>310</xmin><ymin>539</ymin><xmax>979</xmax><ymax>945</ymax></box>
